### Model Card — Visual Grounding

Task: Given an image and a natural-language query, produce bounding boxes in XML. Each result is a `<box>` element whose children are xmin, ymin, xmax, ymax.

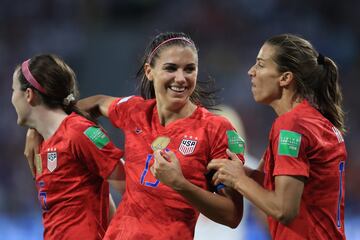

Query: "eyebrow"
<box><xmin>163</xmin><ymin>62</ymin><xmax>197</xmax><ymax>66</ymax></box>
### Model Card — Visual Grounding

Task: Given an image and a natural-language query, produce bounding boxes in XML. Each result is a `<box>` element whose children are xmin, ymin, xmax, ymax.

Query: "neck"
<box><xmin>156</xmin><ymin>101</ymin><xmax>197</xmax><ymax>126</ymax></box>
<box><xmin>29</xmin><ymin>107</ymin><xmax>69</xmax><ymax>140</ymax></box>
<box><xmin>270</xmin><ymin>90</ymin><xmax>302</xmax><ymax>116</ymax></box>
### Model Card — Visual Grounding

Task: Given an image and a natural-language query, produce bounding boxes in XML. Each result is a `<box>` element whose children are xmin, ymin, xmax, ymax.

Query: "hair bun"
<box><xmin>63</xmin><ymin>93</ymin><xmax>75</xmax><ymax>106</ymax></box>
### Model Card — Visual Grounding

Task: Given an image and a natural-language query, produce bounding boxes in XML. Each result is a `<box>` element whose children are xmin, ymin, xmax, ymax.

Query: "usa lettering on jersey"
<box><xmin>178</xmin><ymin>136</ymin><xmax>198</xmax><ymax>155</ymax></box>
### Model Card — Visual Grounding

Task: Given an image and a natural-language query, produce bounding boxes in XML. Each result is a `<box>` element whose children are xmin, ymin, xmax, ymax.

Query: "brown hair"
<box><xmin>16</xmin><ymin>54</ymin><xmax>95</xmax><ymax>122</ymax></box>
<box><xmin>266</xmin><ymin>34</ymin><xmax>345</xmax><ymax>132</ymax></box>
<box><xmin>136</xmin><ymin>32</ymin><xmax>218</xmax><ymax>108</ymax></box>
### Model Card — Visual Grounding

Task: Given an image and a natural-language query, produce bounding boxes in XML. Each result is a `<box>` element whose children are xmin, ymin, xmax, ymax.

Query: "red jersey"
<box><xmin>35</xmin><ymin>113</ymin><xmax>123</xmax><ymax>240</ymax></box>
<box><xmin>263</xmin><ymin>100</ymin><xmax>346</xmax><ymax>239</ymax></box>
<box><xmin>105</xmin><ymin>96</ymin><xmax>244</xmax><ymax>240</ymax></box>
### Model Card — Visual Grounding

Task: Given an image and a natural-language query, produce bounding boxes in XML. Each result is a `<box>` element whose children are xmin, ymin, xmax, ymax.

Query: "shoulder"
<box><xmin>197</xmin><ymin>107</ymin><xmax>234</xmax><ymax>130</ymax></box>
<box><xmin>63</xmin><ymin>113</ymin><xmax>98</xmax><ymax>138</ymax></box>
<box><xmin>206</xmin><ymin>108</ymin><xmax>233</xmax><ymax>124</ymax></box>
<box><xmin>112</xmin><ymin>95</ymin><xmax>153</xmax><ymax>106</ymax></box>
<box><xmin>111</xmin><ymin>96</ymin><xmax>155</xmax><ymax>111</ymax></box>
<box><xmin>65</xmin><ymin>114</ymin><xmax>114</xmax><ymax>151</ymax></box>
<box><xmin>274</xmin><ymin>101</ymin><xmax>328</xmax><ymax>135</ymax></box>
<box><xmin>271</xmin><ymin>102</ymin><xmax>325</xmax><ymax>148</ymax></box>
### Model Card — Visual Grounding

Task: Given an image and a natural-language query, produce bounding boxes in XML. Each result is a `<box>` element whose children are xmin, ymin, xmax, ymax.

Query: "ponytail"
<box><xmin>314</xmin><ymin>57</ymin><xmax>345</xmax><ymax>132</ymax></box>
<box><xmin>265</xmin><ymin>34</ymin><xmax>346</xmax><ymax>133</ymax></box>
<box><xmin>16</xmin><ymin>54</ymin><xmax>98</xmax><ymax>124</ymax></box>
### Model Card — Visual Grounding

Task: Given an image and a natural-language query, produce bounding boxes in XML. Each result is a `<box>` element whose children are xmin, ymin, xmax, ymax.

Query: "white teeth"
<box><xmin>169</xmin><ymin>86</ymin><xmax>185</xmax><ymax>92</ymax></box>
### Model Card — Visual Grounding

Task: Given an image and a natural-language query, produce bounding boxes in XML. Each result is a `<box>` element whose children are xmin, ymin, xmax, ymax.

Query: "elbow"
<box><xmin>275</xmin><ymin>208</ymin><xmax>299</xmax><ymax>225</ymax></box>
<box><xmin>224</xmin><ymin>211</ymin><xmax>243</xmax><ymax>229</ymax></box>
<box><xmin>228</xmin><ymin>219</ymin><xmax>241</xmax><ymax>229</ymax></box>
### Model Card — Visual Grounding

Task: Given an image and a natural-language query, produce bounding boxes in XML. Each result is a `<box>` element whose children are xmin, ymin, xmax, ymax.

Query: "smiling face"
<box><xmin>11</xmin><ymin>69</ymin><xmax>30</xmax><ymax>126</ymax></box>
<box><xmin>145</xmin><ymin>45</ymin><xmax>198</xmax><ymax>111</ymax></box>
<box><xmin>247</xmin><ymin>43</ymin><xmax>283</xmax><ymax>105</ymax></box>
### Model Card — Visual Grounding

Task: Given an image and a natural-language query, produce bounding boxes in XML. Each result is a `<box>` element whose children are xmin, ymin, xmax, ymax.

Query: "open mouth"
<box><xmin>169</xmin><ymin>86</ymin><xmax>186</xmax><ymax>93</ymax></box>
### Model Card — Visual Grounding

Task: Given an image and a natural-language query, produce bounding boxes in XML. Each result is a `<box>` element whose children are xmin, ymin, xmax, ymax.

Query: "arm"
<box><xmin>244</xmin><ymin>158</ymin><xmax>265</xmax><ymax>184</ymax></box>
<box><xmin>107</xmin><ymin>161</ymin><xmax>126</xmax><ymax>194</ymax></box>
<box><xmin>109</xmin><ymin>193</ymin><xmax>117</xmax><ymax>222</ymax></box>
<box><xmin>24</xmin><ymin>128</ymin><xmax>43</xmax><ymax>178</ymax></box>
<box><xmin>77</xmin><ymin>95</ymin><xmax>117</xmax><ymax>118</ymax></box>
<box><xmin>152</xmin><ymin>149</ymin><xmax>243</xmax><ymax>228</ymax></box>
<box><xmin>208</xmin><ymin>149</ymin><xmax>305</xmax><ymax>225</ymax></box>
<box><xmin>108</xmin><ymin>161</ymin><xmax>126</xmax><ymax>222</ymax></box>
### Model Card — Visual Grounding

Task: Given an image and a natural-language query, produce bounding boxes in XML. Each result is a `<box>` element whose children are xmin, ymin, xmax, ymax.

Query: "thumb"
<box><xmin>153</xmin><ymin>150</ymin><xmax>165</xmax><ymax>164</ymax></box>
<box><xmin>163</xmin><ymin>149</ymin><xmax>178</xmax><ymax>163</ymax></box>
<box><xmin>226</xmin><ymin>148</ymin><xmax>242</xmax><ymax>163</ymax></box>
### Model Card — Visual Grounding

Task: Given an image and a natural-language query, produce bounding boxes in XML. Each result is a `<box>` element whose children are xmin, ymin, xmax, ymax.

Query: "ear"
<box><xmin>279</xmin><ymin>71</ymin><xmax>294</xmax><ymax>87</ymax></box>
<box><xmin>144</xmin><ymin>63</ymin><xmax>154</xmax><ymax>81</ymax></box>
<box><xmin>25</xmin><ymin>88</ymin><xmax>38</xmax><ymax>106</ymax></box>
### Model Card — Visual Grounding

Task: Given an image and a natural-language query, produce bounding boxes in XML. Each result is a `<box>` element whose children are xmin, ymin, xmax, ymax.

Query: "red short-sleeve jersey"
<box><xmin>105</xmin><ymin>96</ymin><xmax>244</xmax><ymax>240</ymax></box>
<box><xmin>263</xmin><ymin>100</ymin><xmax>346</xmax><ymax>240</ymax></box>
<box><xmin>35</xmin><ymin>113</ymin><xmax>123</xmax><ymax>240</ymax></box>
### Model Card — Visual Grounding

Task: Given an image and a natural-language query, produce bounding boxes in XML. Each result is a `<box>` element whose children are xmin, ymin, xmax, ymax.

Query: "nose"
<box><xmin>248</xmin><ymin>65</ymin><xmax>255</xmax><ymax>78</ymax></box>
<box><xmin>175</xmin><ymin>69</ymin><xmax>186</xmax><ymax>83</ymax></box>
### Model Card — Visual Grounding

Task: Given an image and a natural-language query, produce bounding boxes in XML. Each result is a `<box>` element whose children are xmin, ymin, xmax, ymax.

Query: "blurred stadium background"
<box><xmin>1</xmin><ymin>1</ymin><xmax>359</xmax><ymax>239</ymax></box>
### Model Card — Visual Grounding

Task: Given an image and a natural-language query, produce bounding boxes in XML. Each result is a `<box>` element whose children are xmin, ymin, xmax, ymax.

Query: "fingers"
<box><xmin>226</xmin><ymin>149</ymin><xmax>243</xmax><ymax>163</ymax></box>
<box><xmin>153</xmin><ymin>150</ymin><xmax>163</xmax><ymax>162</ymax></box>
<box><xmin>151</xmin><ymin>150</ymin><xmax>161</xmax><ymax>175</ymax></box>
<box><xmin>152</xmin><ymin>149</ymin><xmax>172</xmax><ymax>178</ymax></box>
<box><xmin>161</xmin><ymin>149</ymin><xmax>178</xmax><ymax>163</ymax></box>
<box><xmin>24</xmin><ymin>146</ymin><xmax>34</xmax><ymax>163</ymax></box>
<box><xmin>24</xmin><ymin>150</ymin><xmax>35</xmax><ymax>177</ymax></box>
<box><xmin>212</xmin><ymin>170</ymin><xmax>224</xmax><ymax>186</ymax></box>
<box><xmin>150</xmin><ymin>164</ymin><xmax>156</xmax><ymax>176</ymax></box>
<box><xmin>207</xmin><ymin>159</ymin><xmax>227</xmax><ymax>171</ymax></box>
<box><xmin>154</xmin><ymin>150</ymin><xmax>169</xmax><ymax>164</ymax></box>
<box><xmin>214</xmin><ymin>177</ymin><xmax>222</xmax><ymax>186</ymax></box>
<box><xmin>25</xmin><ymin>129</ymin><xmax>39</xmax><ymax>177</ymax></box>
<box><xmin>154</xmin><ymin>149</ymin><xmax>180</xmax><ymax>166</ymax></box>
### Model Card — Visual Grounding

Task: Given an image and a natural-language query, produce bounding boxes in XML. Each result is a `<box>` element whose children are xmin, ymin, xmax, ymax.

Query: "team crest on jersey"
<box><xmin>178</xmin><ymin>136</ymin><xmax>198</xmax><ymax>155</ymax></box>
<box><xmin>47</xmin><ymin>149</ymin><xmax>57</xmax><ymax>172</ymax></box>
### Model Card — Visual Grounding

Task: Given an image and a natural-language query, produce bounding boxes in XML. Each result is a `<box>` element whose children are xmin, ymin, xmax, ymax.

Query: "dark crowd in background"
<box><xmin>1</xmin><ymin>0</ymin><xmax>359</xmax><ymax>239</ymax></box>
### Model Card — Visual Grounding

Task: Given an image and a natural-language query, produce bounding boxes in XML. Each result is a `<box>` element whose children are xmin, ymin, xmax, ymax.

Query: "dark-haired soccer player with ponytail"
<box><xmin>78</xmin><ymin>32</ymin><xmax>245</xmax><ymax>240</ymax></box>
<box><xmin>208</xmin><ymin>34</ymin><xmax>347</xmax><ymax>239</ymax></box>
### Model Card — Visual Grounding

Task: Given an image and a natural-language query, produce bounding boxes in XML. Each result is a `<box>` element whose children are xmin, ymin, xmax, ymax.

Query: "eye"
<box><xmin>163</xmin><ymin>64</ymin><xmax>177</xmax><ymax>72</ymax></box>
<box><xmin>255</xmin><ymin>61</ymin><xmax>264</xmax><ymax>68</ymax></box>
<box><xmin>185</xmin><ymin>65</ymin><xmax>196</xmax><ymax>73</ymax></box>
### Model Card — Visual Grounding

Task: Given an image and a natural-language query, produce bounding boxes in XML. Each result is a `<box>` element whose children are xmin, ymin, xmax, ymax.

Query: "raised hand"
<box><xmin>24</xmin><ymin>128</ymin><xmax>43</xmax><ymax>178</ymax></box>
<box><xmin>207</xmin><ymin>149</ymin><xmax>246</xmax><ymax>188</ymax></box>
<box><xmin>151</xmin><ymin>149</ymin><xmax>186</xmax><ymax>190</ymax></box>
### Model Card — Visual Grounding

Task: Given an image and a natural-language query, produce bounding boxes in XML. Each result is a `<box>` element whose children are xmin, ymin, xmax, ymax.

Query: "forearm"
<box><xmin>175</xmin><ymin>179</ymin><xmax>242</xmax><ymax>228</ymax></box>
<box><xmin>77</xmin><ymin>95</ymin><xmax>115</xmax><ymax>118</ymax></box>
<box><xmin>108</xmin><ymin>163</ymin><xmax>126</xmax><ymax>194</ymax></box>
<box><xmin>24</xmin><ymin>128</ymin><xmax>43</xmax><ymax>178</ymax></box>
<box><xmin>244</xmin><ymin>166</ymin><xmax>264</xmax><ymax>184</ymax></box>
<box><xmin>108</xmin><ymin>179</ymin><xmax>125</xmax><ymax>194</ymax></box>
<box><xmin>234</xmin><ymin>176</ymin><xmax>282</xmax><ymax>221</ymax></box>
<box><xmin>109</xmin><ymin>194</ymin><xmax>117</xmax><ymax>223</ymax></box>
